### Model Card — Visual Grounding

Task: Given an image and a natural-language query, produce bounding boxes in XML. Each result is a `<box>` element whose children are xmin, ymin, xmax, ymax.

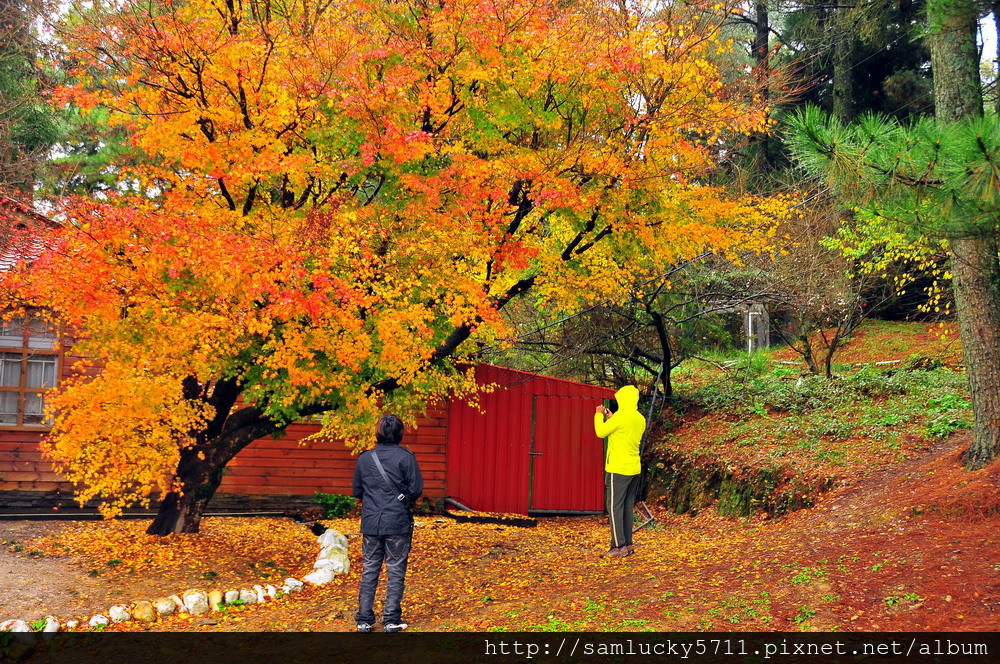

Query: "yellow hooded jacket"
<box><xmin>594</xmin><ymin>385</ymin><xmax>645</xmax><ymax>476</ymax></box>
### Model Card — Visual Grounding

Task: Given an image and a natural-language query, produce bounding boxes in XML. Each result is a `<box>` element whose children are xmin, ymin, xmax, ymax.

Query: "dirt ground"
<box><xmin>0</xmin><ymin>518</ymin><xmax>313</xmax><ymax>624</ymax></box>
<box><xmin>0</xmin><ymin>521</ymin><xmax>141</xmax><ymax>622</ymax></box>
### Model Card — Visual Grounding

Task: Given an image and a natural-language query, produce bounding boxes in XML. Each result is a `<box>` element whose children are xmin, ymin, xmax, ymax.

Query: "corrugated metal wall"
<box><xmin>446</xmin><ymin>365</ymin><xmax>615</xmax><ymax>514</ymax></box>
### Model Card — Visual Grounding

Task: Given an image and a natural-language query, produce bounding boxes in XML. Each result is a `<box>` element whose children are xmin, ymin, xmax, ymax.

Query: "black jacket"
<box><xmin>352</xmin><ymin>443</ymin><xmax>423</xmax><ymax>535</ymax></box>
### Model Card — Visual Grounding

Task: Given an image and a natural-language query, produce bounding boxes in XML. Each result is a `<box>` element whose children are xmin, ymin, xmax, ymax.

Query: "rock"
<box><xmin>224</xmin><ymin>590</ymin><xmax>240</xmax><ymax>604</ymax></box>
<box><xmin>284</xmin><ymin>578</ymin><xmax>304</xmax><ymax>592</ymax></box>
<box><xmin>321</xmin><ymin>540</ymin><xmax>349</xmax><ymax>556</ymax></box>
<box><xmin>318</xmin><ymin>541</ymin><xmax>348</xmax><ymax>557</ymax></box>
<box><xmin>88</xmin><ymin>615</ymin><xmax>109</xmax><ymax>628</ymax></box>
<box><xmin>317</xmin><ymin>528</ymin><xmax>348</xmax><ymax>549</ymax></box>
<box><xmin>182</xmin><ymin>590</ymin><xmax>211</xmax><ymax>616</ymax></box>
<box><xmin>265</xmin><ymin>584</ymin><xmax>277</xmax><ymax>599</ymax></box>
<box><xmin>109</xmin><ymin>604</ymin><xmax>131</xmax><ymax>623</ymax></box>
<box><xmin>132</xmin><ymin>601</ymin><xmax>157</xmax><ymax>623</ymax></box>
<box><xmin>168</xmin><ymin>594</ymin><xmax>184</xmax><ymax>610</ymax></box>
<box><xmin>64</xmin><ymin>620</ymin><xmax>79</xmax><ymax>631</ymax></box>
<box><xmin>303</xmin><ymin>568</ymin><xmax>336</xmax><ymax>585</ymax></box>
<box><xmin>208</xmin><ymin>590</ymin><xmax>224</xmax><ymax>611</ymax></box>
<box><xmin>0</xmin><ymin>619</ymin><xmax>30</xmax><ymax>632</ymax></box>
<box><xmin>253</xmin><ymin>585</ymin><xmax>267</xmax><ymax>603</ymax></box>
<box><xmin>152</xmin><ymin>597</ymin><xmax>177</xmax><ymax>616</ymax></box>
<box><xmin>313</xmin><ymin>558</ymin><xmax>348</xmax><ymax>574</ymax></box>
<box><xmin>315</xmin><ymin>542</ymin><xmax>350</xmax><ymax>575</ymax></box>
<box><xmin>238</xmin><ymin>588</ymin><xmax>258</xmax><ymax>604</ymax></box>
<box><xmin>42</xmin><ymin>616</ymin><xmax>59</xmax><ymax>634</ymax></box>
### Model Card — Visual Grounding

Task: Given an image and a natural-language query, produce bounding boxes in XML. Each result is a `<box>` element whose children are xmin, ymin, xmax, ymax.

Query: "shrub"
<box><xmin>311</xmin><ymin>491</ymin><xmax>357</xmax><ymax>519</ymax></box>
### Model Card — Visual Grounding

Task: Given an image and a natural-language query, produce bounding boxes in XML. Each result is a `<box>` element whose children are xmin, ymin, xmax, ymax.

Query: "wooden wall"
<box><xmin>0</xmin><ymin>402</ymin><xmax>450</xmax><ymax>505</ymax></box>
<box><xmin>0</xmin><ymin>428</ymin><xmax>61</xmax><ymax>492</ymax></box>
<box><xmin>0</xmin><ymin>346</ymin><xmax>89</xmax><ymax>495</ymax></box>
<box><xmin>217</xmin><ymin>404</ymin><xmax>449</xmax><ymax>498</ymax></box>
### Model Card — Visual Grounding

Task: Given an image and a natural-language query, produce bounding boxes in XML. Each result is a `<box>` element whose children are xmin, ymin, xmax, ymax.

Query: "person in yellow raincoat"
<box><xmin>594</xmin><ymin>385</ymin><xmax>645</xmax><ymax>558</ymax></box>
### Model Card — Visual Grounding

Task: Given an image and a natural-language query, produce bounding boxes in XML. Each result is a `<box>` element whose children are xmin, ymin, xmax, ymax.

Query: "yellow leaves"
<box><xmin>25</xmin><ymin>517</ymin><xmax>316</xmax><ymax>582</ymax></box>
<box><xmin>41</xmin><ymin>363</ymin><xmax>212</xmax><ymax>518</ymax></box>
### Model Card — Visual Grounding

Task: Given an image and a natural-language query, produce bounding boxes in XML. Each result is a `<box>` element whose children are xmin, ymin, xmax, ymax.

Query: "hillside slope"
<box><xmin>653</xmin><ymin>320</ymin><xmax>974</xmax><ymax>518</ymax></box>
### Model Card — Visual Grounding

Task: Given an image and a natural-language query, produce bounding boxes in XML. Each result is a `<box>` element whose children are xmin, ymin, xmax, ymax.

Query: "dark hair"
<box><xmin>376</xmin><ymin>414</ymin><xmax>404</xmax><ymax>446</ymax></box>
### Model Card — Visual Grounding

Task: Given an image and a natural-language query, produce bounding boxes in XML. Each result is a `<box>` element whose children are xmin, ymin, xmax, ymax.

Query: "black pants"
<box><xmin>355</xmin><ymin>532</ymin><xmax>412</xmax><ymax>624</ymax></box>
<box><xmin>605</xmin><ymin>472</ymin><xmax>639</xmax><ymax>549</ymax></box>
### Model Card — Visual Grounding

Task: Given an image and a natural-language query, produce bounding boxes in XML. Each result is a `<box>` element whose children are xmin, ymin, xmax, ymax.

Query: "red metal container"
<box><xmin>446</xmin><ymin>365</ymin><xmax>615</xmax><ymax>515</ymax></box>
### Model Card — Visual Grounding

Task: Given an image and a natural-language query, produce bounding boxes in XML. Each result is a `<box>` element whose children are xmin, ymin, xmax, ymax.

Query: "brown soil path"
<box><xmin>0</xmin><ymin>522</ymin><xmax>131</xmax><ymax>623</ymax></box>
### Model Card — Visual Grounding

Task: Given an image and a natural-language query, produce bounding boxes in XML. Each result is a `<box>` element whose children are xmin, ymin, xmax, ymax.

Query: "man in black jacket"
<box><xmin>352</xmin><ymin>414</ymin><xmax>423</xmax><ymax>633</ymax></box>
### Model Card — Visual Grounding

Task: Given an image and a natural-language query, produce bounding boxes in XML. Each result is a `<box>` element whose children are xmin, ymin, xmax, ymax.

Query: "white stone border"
<box><xmin>0</xmin><ymin>527</ymin><xmax>349</xmax><ymax>641</ymax></box>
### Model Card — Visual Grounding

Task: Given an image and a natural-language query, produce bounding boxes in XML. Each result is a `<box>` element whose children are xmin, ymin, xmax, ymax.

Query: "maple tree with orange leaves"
<box><xmin>4</xmin><ymin>0</ymin><xmax>793</xmax><ymax>534</ymax></box>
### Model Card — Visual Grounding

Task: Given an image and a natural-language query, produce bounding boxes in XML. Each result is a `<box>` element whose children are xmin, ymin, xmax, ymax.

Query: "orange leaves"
<box><xmin>41</xmin><ymin>365</ymin><xmax>210</xmax><ymax>518</ymax></box>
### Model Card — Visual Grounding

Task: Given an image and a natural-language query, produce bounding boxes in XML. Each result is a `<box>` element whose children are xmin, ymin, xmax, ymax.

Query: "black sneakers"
<box><xmin>358</xmin><ymin>621</ymin><xmax>408</xmax><ymax>632</ymax></box>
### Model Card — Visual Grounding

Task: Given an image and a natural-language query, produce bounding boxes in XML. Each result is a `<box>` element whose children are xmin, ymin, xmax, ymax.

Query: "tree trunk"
<box><xmin>831</xmin><ymin>8</ymin><xmax>854</xmax><ymax>122</ymax></box>
<box><xmin>662</xmin><ymin>341</ymin><xmax>673</xmax><ymax>402</ymax></box>
<box><xmin>823</xmin><ymin>340</ymin><xmax>835</xmax><ymax>379</ymax></box>
<box><xmin>928</xmin><ymin>0</ymin><xmax>983</xmax><ymax>122</ymax></box>
<box><xmin>949</xmin><ymin>233</ymin><xmax>1000</xmax><ymax>469</ymax></box>
<box><xmin>649</xmin><ymin>310</ymin><xmax>673</xmax><ymax>401</ymax></box>
<box><xmin>927</xmin><ymin>0</ymin><xmax>1000</xmax><ymax>468</ymax></box>
<box><xmin>994</xmin><ymin>3</ymin><xmax>1000</xmax><ymax>116</ymax></box>
<box><xmin>146</xmin><ymin>446</ymin><xmax>228</xmax><ymax>535</ymax></box>
<box><xmin>799</xmin><ymin>331</ymin><xmax>819</xmax><ymax>375</ymax></box>
<box><xmin>146</xmin><ymin>404</ymin><xmax>287</xmax><ymax>535</ymax></box>
<box><xmin>748</xmin><ymin>0</ymin><xmax>771</xmax><ymax>177</ymax></box>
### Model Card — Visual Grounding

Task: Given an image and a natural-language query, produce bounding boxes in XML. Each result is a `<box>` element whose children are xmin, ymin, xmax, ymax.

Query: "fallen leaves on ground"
<box><xmin>19</xmin><ymin>517</ymin><xmax>317</xmax><ymax>587</ymax></box>
<box><xmin>9</xmin><ymin>439</ymin><xmax>1000</xmax><ymax>633</ymax></box>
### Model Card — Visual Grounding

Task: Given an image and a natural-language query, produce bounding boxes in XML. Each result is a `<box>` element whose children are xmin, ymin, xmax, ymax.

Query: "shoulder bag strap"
<box><xmin>371</xmin><ymin>449</ymin><xmax>407</xmax><ymax>502</ymax></box>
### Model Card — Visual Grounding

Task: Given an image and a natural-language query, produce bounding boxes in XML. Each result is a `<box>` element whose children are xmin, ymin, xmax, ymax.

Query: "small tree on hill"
<box><xmin>761</xmin><ymin>192</ymin><xmax>896</xmax><ymax>377</ymax></box>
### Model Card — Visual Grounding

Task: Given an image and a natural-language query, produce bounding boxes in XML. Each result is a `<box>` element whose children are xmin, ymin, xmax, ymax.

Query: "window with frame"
<box><xmin>0</xmin><ymin>315</ymin><xmax>58</xmax><ymax>428</ymax></box>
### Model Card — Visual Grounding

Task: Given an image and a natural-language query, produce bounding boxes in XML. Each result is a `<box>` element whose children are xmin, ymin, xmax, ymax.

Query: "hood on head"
<box><xmin>614</xmin><ymin>385</ymin><xmax>640</xmax><ymax>412</ymax></box>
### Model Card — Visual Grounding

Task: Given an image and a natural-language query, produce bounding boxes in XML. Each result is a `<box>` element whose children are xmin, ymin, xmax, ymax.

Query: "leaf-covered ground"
<box><xmin>5</xmin><ymin>431</ymin><xmax>999</xmax><ymax>632</ymax></box>
<box><xmin>768</xmin><ymin>320</ymin><xmax>964</xmax><ymax>367</ymax></box>
<box><xmin>4</xmin><ymin>321</ymin><xmax>996</xmax><ymax>632</ymax></box>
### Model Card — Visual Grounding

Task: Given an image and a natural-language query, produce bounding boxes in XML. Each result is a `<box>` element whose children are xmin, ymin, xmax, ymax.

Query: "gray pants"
<box><xmin>356</xmin><ymin>532</ymin><xmax>412</xmax><ymax>624</ymax></box>
<box><xmin>605</xmin><ymin>472</ymin><xmax>639</xmax><ymax>549</ymax></box>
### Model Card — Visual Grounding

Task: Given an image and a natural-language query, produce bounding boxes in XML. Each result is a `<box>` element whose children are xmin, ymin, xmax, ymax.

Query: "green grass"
<box><xmin>676</xmin><ymin>364</ymin><xmax>970</xmax><ymax>464</ymax></box>
<box><xmin>655</xmin><ymin>344</ymin><xmax>973</xmax><ymax>517</ymax></box>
